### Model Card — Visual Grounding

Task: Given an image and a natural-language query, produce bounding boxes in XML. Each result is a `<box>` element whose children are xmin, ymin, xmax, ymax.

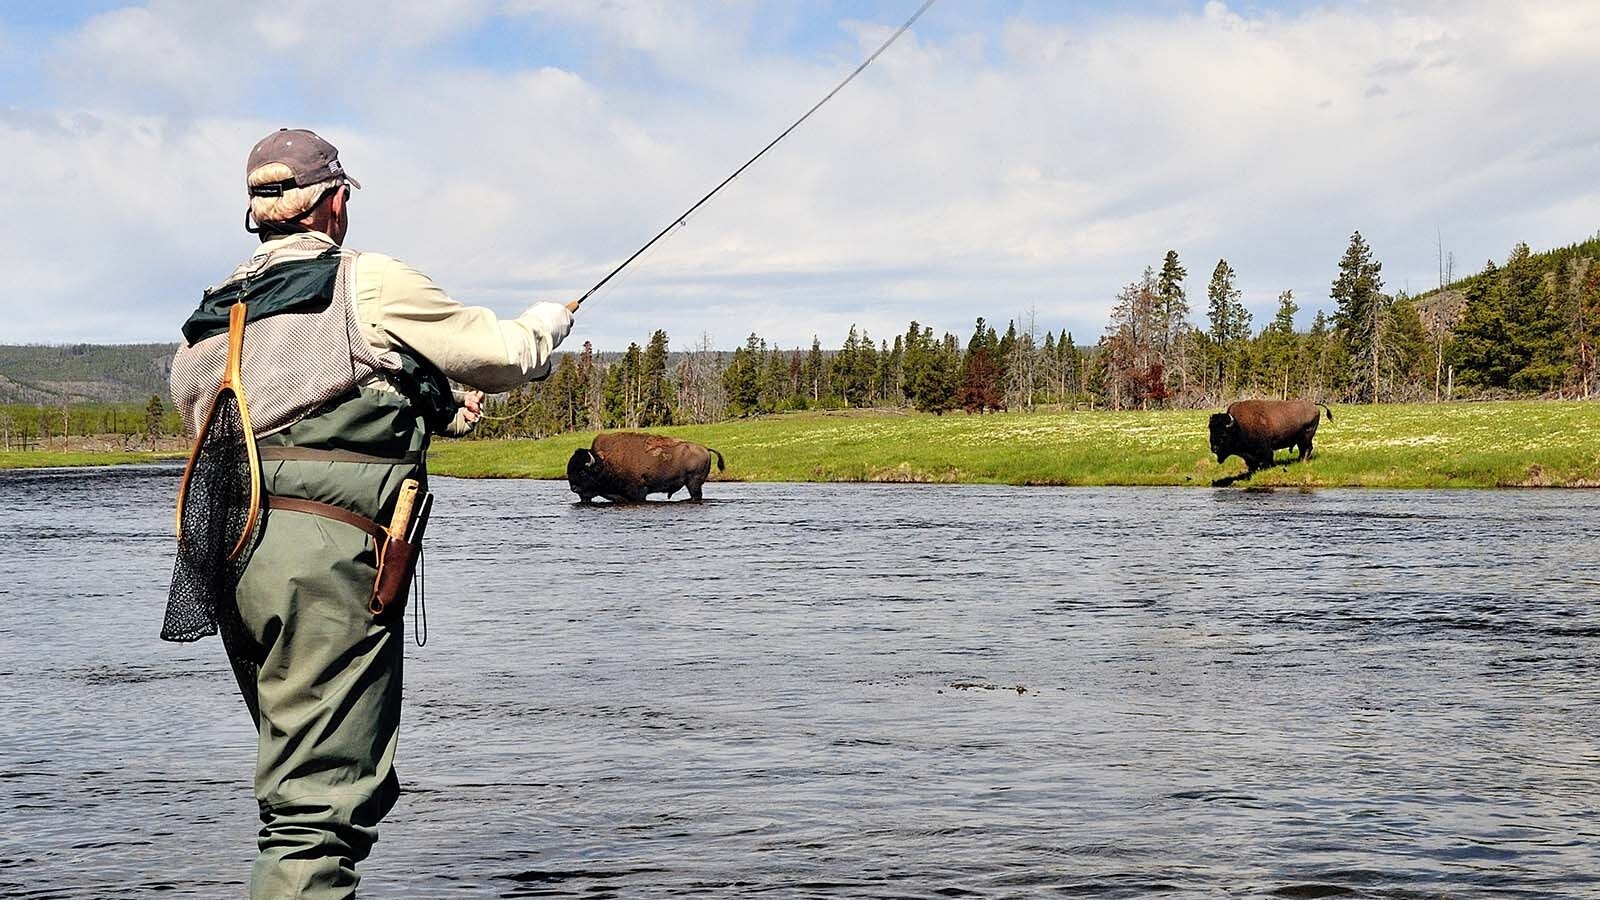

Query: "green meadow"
<box><xmin>429</xmin><ymin>400</ymin><xmax>1600</xmax><ymax>488</ymax></box>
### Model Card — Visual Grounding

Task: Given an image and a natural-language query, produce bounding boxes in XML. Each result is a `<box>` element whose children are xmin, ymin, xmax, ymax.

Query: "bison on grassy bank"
<box><xmin>567</xmin><ymin>432</ymin><xmax>726</xmax><ymax>503</ymax></box>
<box><xmin>1209</xmin><ymin>400</ymin><xmax>1332</xmax><ymax>475</ymax></box>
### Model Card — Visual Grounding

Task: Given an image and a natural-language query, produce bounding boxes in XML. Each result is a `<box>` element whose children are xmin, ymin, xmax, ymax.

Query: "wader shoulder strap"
<box><xmin>266</xmin><ymin>496</ymin><xmax>386</xmax><ymax>542</ymax></box>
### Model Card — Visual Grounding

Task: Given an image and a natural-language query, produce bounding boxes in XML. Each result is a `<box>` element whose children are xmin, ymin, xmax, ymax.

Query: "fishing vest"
<box><xmin>164</xmin><ymin>236</ymin><xmax>457</xmax><ymax>643</ymax></box>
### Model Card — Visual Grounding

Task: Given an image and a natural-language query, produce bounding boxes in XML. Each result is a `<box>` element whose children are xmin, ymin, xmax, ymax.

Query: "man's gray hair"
<box><xmin>248</xmin><ymin>162</ymin><xmax>340</xmax><ymax>225</ymax></box>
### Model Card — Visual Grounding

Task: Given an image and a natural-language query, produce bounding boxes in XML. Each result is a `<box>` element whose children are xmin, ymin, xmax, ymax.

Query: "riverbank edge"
<box><xmin>4</xmin><ymin>458</ymin><xmax>1590</xmax><ymax>488</ymax></box>
<box><xmin>0</xmin><ymin>451</ymin><xmax>186</xmax><ymax>470</ymax></box>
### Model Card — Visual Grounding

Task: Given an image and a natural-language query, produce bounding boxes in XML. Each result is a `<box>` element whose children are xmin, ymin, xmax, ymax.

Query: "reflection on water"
<box><xmin>1</xmin><ymin>466</ymin><xmax>1598</xmax><ymax>898</ymax></box>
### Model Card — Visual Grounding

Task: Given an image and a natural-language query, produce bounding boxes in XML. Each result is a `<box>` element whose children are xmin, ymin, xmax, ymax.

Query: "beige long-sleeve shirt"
<box><xmin>259</xmin><ymin>231</ymin><xmax>574</xmax><ymax>394</ymax></box>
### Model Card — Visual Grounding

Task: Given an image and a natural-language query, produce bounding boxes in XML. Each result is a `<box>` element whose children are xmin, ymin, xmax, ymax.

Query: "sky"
<box><xmin>2</xmin><ymin>0</ymin><xmax>1598</xmax><ymax>351</ymax></box>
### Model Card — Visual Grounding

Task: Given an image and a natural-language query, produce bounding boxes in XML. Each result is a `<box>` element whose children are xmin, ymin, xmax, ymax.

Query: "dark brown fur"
<box><xmin>566</xmin><ymin>432</ymin><xmax>726</xmax><ymax>503</ymax></box>
<box><xmin>1208</xmin><ymin>399</ymin><xmax>1332</xmax><ymax>473</ymax></box>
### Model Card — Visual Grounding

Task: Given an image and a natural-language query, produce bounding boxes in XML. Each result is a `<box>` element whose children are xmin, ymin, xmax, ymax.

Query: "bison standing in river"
<box><xmin>1209</xmin><ymin>400</ymin><xmax>1333</xmax><ymax>474</ymax></box>
<box><xmin>567</xmin><ymin>432</ymin><xmax>726</xmax><ymax>503</ymax></box>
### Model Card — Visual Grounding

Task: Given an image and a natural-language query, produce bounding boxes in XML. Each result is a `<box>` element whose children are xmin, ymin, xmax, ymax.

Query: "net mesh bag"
<box><xmin>163</xmin><ymin>303</ymin><xmax>265</xmax><ymax>712</ymax></box>
<box><xmin>162</xmin><ymin>391</ymin><xmax>256</xmax><ymax>640</ymax></box>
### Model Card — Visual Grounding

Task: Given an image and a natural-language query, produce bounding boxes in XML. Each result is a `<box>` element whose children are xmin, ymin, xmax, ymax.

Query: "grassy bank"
<box><xmin>428</xmin><ymin>400</ymin><xmax>1600</xmax><ymax>488</ymax></box>
<box><xmin>0</xmin><ymin>449</ymin><xmax>184</xmax><ymax>470</ymax></box>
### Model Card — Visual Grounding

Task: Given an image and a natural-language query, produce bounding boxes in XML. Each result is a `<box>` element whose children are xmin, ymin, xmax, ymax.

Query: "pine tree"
<box><xmin>1500</xmin><ymin>242</ymin><xmax>1564</xmax><ymax>391</ymax></box>
<box><xmin>1260</xmin><ymin>290</ymin><xmax>1299</xmax><ymax>398</ymax></box>
<box><xmin>1064</xmin><ymin>331</ymin><xmax>1081</xmax><ymax>401</ymax></box>
<box><xmin>1040</xmin><ymin>330</ymin><xmax>1058</xmax><ymax>403</ymax></box>
<box><xmin>996</xmin><ymin>320</ymin><xmax>1017</xmax><ymax>388</ymax></box>
<box><xmin>639</xmin><ymin>330</ymin><xmax>673</xmax><ymax>426</ymax></box>
<box><xmin>601</xmin><ymin>363</ymin><xmax>626</xmax><ymax>428</ymax></box>
<box><xmin>721</xmin><ymin>334</ymin><xmax>764</xmax><ymax>416</ymax></box>
<box><xmin>1156</xmin><ymin>250</ymin><xmax>1189</xmax><ymax>352</ymax></box>
<box><xmin>887</xmin><ymin>336</ymin><xmax>905</xmax><ymax>404</ymax></box>
<box><xmin>1206</xmin><ymin>259</ymin><xmax>1251</xmax><ymax>395</ymax></box>
<box><xmin>547</xmin><ymin>354</ymin><xmax>580</xmax><ymax>431</ymax></box>
<box><xmin>858</xmin><ymin>330</ymin><xmax>879</xmax><ymax>405</ymax></box>
<box><xmin>1451</xmin><ymin>259</ymin><xmax>1513</xmax><ymax>389</ymax></box>
<box><xmin>875</xmin><ymin>339</ymin><xmax>892</xmax><ymax>404</ymax></box>
<box><xmin>758</xmin><ymin>343</ymin><xmax>787</xmax><ymax>412</ymax></box>
<box><xmin>577</xmin><ymin>341</ymin><xmax>602</xmax><ymax>429</ymax></box>
<box><xmin>802</xmin><ymin>336</ymin><xmax>825</xmax><ymax>403</ymax></box>
<box><xmin>901</xmin><ymin>322</ymin><xmax>923</xmax><ymax>404</ymax></box>
<box><xmin>958</xmin><ymin>319</ymin><xmax>1003</xmax><ymax>413</ymax></box>
<box><xmin>144</xmin><ymin>394</ymin><xmax>164</xmax><ymax>448</ymax></box>
<box><xmin>835</xmin><ymin>326</ymin><xmax>863</xmax><ymax>405</ymax></box>
<box><xmin>1386</xmin><ymin>294</ymin><xmax>1430</xmax><ymax>401</ymax></box>
<box><xmin>786</xmin><ymin>348</ymin><xmax>804</xmax><ymax>409</ymax></box>
<box><xmin>1156</xmin><ymin>251</ymin><xmax>1192</xmax><ymax>398</ymax></box>
<box><xmin>1330</xmin><ymin>231</ymin><xmax>1387</xmax><ymax>402</ymax></box>
<box><xmin>960</xmin><ymin>317</ymin><xmax>1000</xmax><ymax>407</ymax></box>
<box><xmin>918</xmin><ymin>333</ymin><xmax>961</xmax><ymax>414</ymax></box>
<box><xmin>905</xmin><ymin>323</ymin><xmax>958</xmax><ymax>412</ymax></box>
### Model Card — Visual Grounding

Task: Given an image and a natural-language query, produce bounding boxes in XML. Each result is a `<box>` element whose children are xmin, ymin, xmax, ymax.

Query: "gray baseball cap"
<box><xmin>246</xmin><ymin>128</ymin><xmax>362</xmax><ymax>197</ymax></box>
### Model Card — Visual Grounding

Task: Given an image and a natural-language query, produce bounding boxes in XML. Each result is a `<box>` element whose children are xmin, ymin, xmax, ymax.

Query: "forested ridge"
<box><xmin>0</xmin><ymin>343</ymin><xmax>175</xmax><ymax>404</ymax></box>
<box><xmin>478</xmin><ymin>232</ymin><xmax>1600</xmax><ymax>438</ymax></box>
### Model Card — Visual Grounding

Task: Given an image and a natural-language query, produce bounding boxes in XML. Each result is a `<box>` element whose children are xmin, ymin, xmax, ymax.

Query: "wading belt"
<box><xmin>263</xmin><ymin>483</ymin><xmax>430</xmax><ymax>622</ymax></box>
<box><xmin>257</xmin><ymin>446</ymin><xmax>422</xmax><ymax>466</ymax></box>
<box><xmin>265</xmin><ymin>496</ymin><xmax>385</xmax><ymax>542</ymax></box>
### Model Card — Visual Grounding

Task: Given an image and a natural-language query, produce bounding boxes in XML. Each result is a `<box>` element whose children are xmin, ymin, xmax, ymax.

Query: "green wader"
<box><xmin>232</xmin><ymin>386</ymin><xmax>427</xmax><ymax>899</ymax></box>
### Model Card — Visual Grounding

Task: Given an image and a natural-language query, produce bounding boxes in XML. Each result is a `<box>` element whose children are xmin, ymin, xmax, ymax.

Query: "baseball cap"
<box><xmin>246</xmin><ymin>128</ymin><xmax>362</xmax><ymax>197</ymax></box>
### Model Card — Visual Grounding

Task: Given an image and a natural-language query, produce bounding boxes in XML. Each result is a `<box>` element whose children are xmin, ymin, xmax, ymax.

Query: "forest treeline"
<box><xmin>479</xmin><ymin>231</ymin><xmax>1600</xmax><ymax>439</ymax></box>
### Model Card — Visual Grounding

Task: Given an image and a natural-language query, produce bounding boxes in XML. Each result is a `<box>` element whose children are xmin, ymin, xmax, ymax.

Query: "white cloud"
<box><xmin>5</xmin><ymin>1</ymin><xmax>1600</xmax><ymax>349</ymax></box>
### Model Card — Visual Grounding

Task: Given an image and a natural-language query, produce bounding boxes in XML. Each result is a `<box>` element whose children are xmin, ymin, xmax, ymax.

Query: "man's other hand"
<box><xmin>461</xmin><ymin>390</ymin><xmax>485</xmax><ymax>425</ymax></box>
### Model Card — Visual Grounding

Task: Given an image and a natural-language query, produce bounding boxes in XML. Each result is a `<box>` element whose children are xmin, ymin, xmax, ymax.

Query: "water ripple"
<box><xmin>0</xmin><ymin>471</ymin><xmax>1597</xmax><ymax>897</ymax></box>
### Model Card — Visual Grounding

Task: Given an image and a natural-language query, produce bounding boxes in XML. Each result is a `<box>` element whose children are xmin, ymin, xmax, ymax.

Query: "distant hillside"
<box><xmin>0</xmin><ymin>342</ymin><xmax>637</xmax><ymax>407</ymax></box>
<box><xmin>1424</xmin><ymin>234</ymin><xmax>1600</xmax><ymax>298</ymax></box>
<box><xmin>0</xmin><ymin>344</ymin><xmax>177</xmax><ymax>404</ymax></box>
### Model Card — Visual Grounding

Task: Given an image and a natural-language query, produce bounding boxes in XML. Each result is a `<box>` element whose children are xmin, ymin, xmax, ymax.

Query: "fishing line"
<box><xmin>482</xmin><ymin>0</ymin><xmax>937</xmax><ymax>425</ymax></box>
<box><xmin>571</xmin><ymin>0</ymin><xmax>938</xmax><ymax>311</ymax></box>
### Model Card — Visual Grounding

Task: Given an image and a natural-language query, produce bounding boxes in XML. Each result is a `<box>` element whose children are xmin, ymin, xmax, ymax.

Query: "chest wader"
<box><xmin>165</xmin><ymin>238</ymin><xmax>456</xmax><ymax>899</ymax></box>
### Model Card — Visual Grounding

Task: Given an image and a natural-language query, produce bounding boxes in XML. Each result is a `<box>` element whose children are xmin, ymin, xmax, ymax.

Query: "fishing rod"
<box><xmin>569</xmin><ymin>0</ymin><xmax>938</xmax><ymax>312</ymax></box>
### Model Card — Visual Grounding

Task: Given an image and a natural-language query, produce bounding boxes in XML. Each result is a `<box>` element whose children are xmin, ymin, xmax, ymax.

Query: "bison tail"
<box><xmin>1317</xmin><ymin>402</ymin><xmax>1333</xmax><ymax>422</ymax></box>
<box><xmin>709</xmin><ymin>447</ymin><xmax>726</xmax><ymax>471</ymax></box>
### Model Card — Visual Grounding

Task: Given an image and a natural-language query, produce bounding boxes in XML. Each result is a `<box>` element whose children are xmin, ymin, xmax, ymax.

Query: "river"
<box><xmin>1</xmin><ymin>465</ymin><xmax>1597</xmax><ymax>898</ymax></box>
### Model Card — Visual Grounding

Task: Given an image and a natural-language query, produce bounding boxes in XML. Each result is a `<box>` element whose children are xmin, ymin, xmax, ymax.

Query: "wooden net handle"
<box><xmin>221</xmin><ymin>301</ymin><xmax>246</xmax><ymax>391</ymax></box>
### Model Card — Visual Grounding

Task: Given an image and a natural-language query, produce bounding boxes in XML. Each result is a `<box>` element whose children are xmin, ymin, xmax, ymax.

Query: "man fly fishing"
<box><xmin>162</xmin><ymin>2</ymin><xmax>934</xmax><ymax>895</ymax></box>
<box><xmin>163</xmin><ymin>128</ymin><xmax>575</xmax><ymax>897</ymax></box>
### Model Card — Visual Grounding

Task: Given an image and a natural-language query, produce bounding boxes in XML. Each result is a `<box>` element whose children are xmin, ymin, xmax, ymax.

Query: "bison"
<box><xmin>566</xmin><ymin>432</ymin><xmax>726</xmax><ymax>503</ymax></box>
<box><xmin>1209</xmin><ymin>399</ymin><xmax>1333</xmax><ymax>474</ymax></box>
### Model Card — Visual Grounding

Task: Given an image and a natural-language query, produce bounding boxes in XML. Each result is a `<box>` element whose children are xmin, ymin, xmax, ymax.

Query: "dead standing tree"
<box><xmin>1564</xmin><ymin>257</ymin><xmax>1599</xmax><ymax>399</ymax></box>
<box><xmin>672</xmin><ymin>332</ymin><xmax>727</xmax><ymax>424</ymax></box>
<box><xmin>1417</xmin><ymin>290</ymin><xmax>1466</xmax><ymax>402</ymax></box>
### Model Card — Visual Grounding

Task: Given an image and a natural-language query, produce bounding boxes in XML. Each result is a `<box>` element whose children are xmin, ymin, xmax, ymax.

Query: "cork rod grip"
<box><xmin>389</xmin><ymin>479</ymin><xmax>420</xmax><ymax>541</ymax></box>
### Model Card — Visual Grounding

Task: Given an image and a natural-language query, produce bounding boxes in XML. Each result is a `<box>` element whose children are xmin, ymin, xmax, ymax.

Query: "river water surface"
<box><xmin>1</xmin><ymin>466</ymin><xmax>1597</xmax><ymax>898</ymax></box>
